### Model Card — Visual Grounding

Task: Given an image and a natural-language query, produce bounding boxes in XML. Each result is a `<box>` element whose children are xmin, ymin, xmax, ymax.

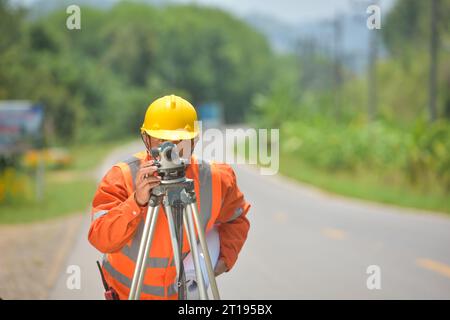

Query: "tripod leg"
<box><xmin>128</xmin><ymin>204</ymin><xmax>160</xmax><ymax>300</ymax></box>
<box><xmin>183</xmin><ymin>207</ymin><xmax>208</xmax><ymax>300</ymax></box>
<box><xmin>188</xmin><ymin>203</ymin><xmax>221</xmax><ymax>300</ymax></box>
<box><xmin>165</xmin><ymin>199</ymin><xmax>181</xmax><ymax>276</ymax></box>
<box><xmin>165</xmin><ymin>198</ymin><xmax>187</xmax><ymax>300</ymax></box>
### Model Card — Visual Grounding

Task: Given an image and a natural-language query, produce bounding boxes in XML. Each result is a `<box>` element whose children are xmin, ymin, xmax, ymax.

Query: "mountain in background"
<box><xmin>244</xmin><ymin>13</ymin><xmax>299</xmax><ymax>54</ymax></box>
<box><xmin>24</xmin><ymin>0</ymin><xmax>171</xmax><ymax>18</ymax></box>
<box><xmin>24</xmin><ymin>0</ymin><xmax>116</xmax><ymax>18</ymax></box>
<box><xmin>244</xmin><ymin>12</ymin><xmax>387</xmax><ymax>73</ymax></box>
<box><xmin>23</xmin><ymin>0</ymin><xmax>386</xmax><ymax>73</ymax></box>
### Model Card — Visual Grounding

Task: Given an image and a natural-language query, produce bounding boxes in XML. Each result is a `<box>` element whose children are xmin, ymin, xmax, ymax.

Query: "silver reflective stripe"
<box><xmin>121</xmin><ymin>245</ymin><xmax>169</xmax><ymax>268</ymax></box>
<box><xmin>116</xmin><ymin>155</ymin><xmax>142</xmax><ymax>263</ymax></box>
<box><xmin>93</xmin><ymin>210</ymin><xmax>108</xmax><ymax>221</ymax></box>
<box><xmin>121</xmin><ymin>222</ymin><xmax>170</xmax><ymax>268</ymax></box>
<box><xmin>124</xmin><ymin>156</ymin><xmax>141</xmax><ymax>190</ymax></box>
<box><xmin>102</xmin><ymin>259</ymin><xmax>167</xmax><ymax>297</ymax></box>
<box><xmin>126</xmin><ymin>221</ymin><xmax>145</xmax><ymax>263</ymax></box>
<box><xmin>198</xmin><ymin>160</ymin><xmax>213</xmax><ymax>231</ymax></box>
<box><xmin>227</xmin><ymin>207</ymin><xmax>243</xmax><ymax>222</ymax></box>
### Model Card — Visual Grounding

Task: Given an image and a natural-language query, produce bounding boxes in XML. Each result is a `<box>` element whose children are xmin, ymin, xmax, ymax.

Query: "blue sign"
<box><xmin>0</xmin><ymin>101</ymin><xmax>44</xmax><ymax>155</ymax></box>
<box><xmin>197</xmin><ymin>102</ymin><xmax>223</xmax><ymax>129</ymax></box>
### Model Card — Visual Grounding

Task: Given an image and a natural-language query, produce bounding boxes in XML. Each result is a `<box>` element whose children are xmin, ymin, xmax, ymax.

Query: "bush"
<box><xmin>280</xmin><ymin>117</ymin><xmax>450</xmax><ymax>192</ymax></box>
<box><xmin>0</xmin><ymin>167</ymin><xmax>33</xmax><ymax>204</ymax></box>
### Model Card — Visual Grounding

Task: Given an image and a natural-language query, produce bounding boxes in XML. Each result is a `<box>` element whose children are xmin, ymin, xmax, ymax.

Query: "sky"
<box><xmin>174</xmin><ymin>0</ymin><xmax>396</xmax><ymax>25</ymax></box>
<box><xmin>16</xmin><ymin>0</ymin><xmax>397</xmax><ymax>25</ymax></box>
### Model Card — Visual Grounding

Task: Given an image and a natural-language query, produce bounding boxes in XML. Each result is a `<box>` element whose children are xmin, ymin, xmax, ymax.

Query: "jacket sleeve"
<box><xmin>215</xmin><ymin>164</ymin><xmax>251</xmax><ymax>271</ymax></box>
<box><xmin>88</xmin><ymin>165</ymin><xmax>145</xmax><ymax>253</ymax></box>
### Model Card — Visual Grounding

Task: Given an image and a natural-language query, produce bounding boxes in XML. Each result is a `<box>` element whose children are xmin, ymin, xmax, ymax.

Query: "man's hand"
<box><xmin>134</xmin><ymin>161</ymin><xmax>161</xmax><ymax>207</ymax></box>
<box><xmin>214</xmin><ymin>258</ymin><xmax>228</xmax><ymax>276</ymax></box>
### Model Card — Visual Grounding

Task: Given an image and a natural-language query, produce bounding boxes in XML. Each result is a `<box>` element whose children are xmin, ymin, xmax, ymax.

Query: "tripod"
<box><xmin>128</xmin><ymin>177</ymin><xmax>221</xmax><ymax>300</ymax></box>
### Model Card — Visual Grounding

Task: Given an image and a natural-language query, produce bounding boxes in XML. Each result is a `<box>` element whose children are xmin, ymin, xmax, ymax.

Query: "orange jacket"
<box><xmin>88</xmin><ymin>151</ymin><xmax>251</xmax><ymax>299</ymax></box>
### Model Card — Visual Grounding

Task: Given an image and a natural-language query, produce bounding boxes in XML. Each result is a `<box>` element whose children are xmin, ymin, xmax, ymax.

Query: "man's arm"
<box><xmin>88</xmin><ymin>166</ymin><xmax>146</xmax><ymax>253</ymax></box>
<box><xmin>215</xmin><ymin>164</ymin><xmax>251</xmax><ymax>272</ymax></box>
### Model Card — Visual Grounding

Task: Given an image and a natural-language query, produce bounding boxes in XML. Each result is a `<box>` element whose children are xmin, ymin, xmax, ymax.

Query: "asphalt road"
<box><xmin>50</xmin><ymin>140</ymin><xmax>450</xmax><ymax>299</ymax></box>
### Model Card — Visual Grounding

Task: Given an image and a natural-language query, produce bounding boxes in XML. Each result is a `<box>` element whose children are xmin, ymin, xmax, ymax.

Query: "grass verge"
<box><xmin>279</xmin><ymin>153</ymin><xmax>450</xmax><ymax>214</ymax></box>
<box><xmin>0</xmin><ymin>138</ymin><xmax>133</xmax><ymax>224</ymax></box>
<box><xmin>237</xmin><ymin>139</ymin><xmax>449</xmax><ymax>214</ymax></box>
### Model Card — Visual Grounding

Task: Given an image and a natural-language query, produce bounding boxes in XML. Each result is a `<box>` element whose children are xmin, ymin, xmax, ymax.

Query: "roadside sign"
<box><xmin>0</xmin><ymin>100</ymin><xmax>44</xmax><ymax>156</ymax></box>
<box><xmin>197</xmin><ymin>102</ymin><xmax>223</xmax><ymax>129</ymax></box>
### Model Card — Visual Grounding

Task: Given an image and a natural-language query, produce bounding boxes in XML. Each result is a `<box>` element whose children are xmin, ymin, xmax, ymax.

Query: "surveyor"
<box><xmin>88</xmin><ymin>94</ymin><xmax>251</xmax><ymax>300</ymax></box>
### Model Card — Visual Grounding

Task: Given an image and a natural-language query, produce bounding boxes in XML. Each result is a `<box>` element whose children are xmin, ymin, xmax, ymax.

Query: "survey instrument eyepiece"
<box><xmin>150</xmin><ymin>142</ymin><xmax>186</xmax><ymax>183</ymax></box>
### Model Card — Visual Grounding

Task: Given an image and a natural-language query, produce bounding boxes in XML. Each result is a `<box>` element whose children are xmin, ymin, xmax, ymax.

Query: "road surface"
<box><xmin>50</xmin><ymin>140</ymin><xmax>450</xmax><ymax>299</ymax></box>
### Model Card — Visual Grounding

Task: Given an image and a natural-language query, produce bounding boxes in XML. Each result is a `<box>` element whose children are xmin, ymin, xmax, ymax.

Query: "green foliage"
<box><xmin>383</xmin><ymin>0</ymin><xmax>450</xmax><ymax>56</ymax></box>
<box><xmin>280</xmin><ymin>153</ymin><xmax>450</xmax><ymax>213</ymax></box>
<box><xmin>248</xmin><ymin>0</ymin><xmax>450</xmax><ymax>210</ymax></box>
<box><xmin>404</xmin><ymin>119</ymin><xmax>450</xmax><ymax>189</ymax></box>
<box><xmin>0</xmin><ymin>167</ymin><xmax>33</xmax><ymax>205</ymax></box>
<box><xmin>0</xmin><ymin>1</ymin><xmax>274</xmax><ymax>142</ymax></box>
<box><xmin>1</xmin><ymin>0</ymin><xmax>449</xmax><ymax>212</ymax></box>
<box><xmin>382</xmin><ymin>0</ymin><xmax>450</xmax><ymax>119</ymax></box>
<box><xmin>0</xmin><ymin>177</ymin><xmax>96</xmax><ymax>223</ymax></box>
<box><xmin>0</xmin><ymin>140</ymin><xmax>128</xmax><ymax>223</ymax></box>
<box><xmin>280</xmin><ymin>117</ymin><xmax>450</xmax><ymax>191</ymax></box>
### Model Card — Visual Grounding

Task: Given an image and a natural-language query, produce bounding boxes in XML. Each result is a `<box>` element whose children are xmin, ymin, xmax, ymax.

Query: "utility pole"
<box><xmin>367</xmin><ymin>0</ymin><xmax>379</xmax><ymax>122</ymax></box>
<box><xmin>348</xmin><ymin>0</ymin><xmax>379</xmax><ymax>121</ymax></box>
<box><xmin>332</xmin><ymin>15</ymin><xmax>343</xmax><ymax>121</ymax></box>
<box><xmin>429</xmin><ymin>0</ymin><xmax>439</xmax><ymax>122</ymax></box>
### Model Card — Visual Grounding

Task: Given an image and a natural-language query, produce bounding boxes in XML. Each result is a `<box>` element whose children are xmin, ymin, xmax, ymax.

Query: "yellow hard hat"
<box><xmin>141</xmin><ymin>94</ymin><xmax>199</xmax><ymax>140</ymax></box>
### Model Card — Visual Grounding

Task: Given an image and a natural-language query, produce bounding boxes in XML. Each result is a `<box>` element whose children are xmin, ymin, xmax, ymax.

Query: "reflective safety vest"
<box><xmin>96</xmin><ymin>152</ymin><xmax>222</xmax><ymax>300</ymax></box>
